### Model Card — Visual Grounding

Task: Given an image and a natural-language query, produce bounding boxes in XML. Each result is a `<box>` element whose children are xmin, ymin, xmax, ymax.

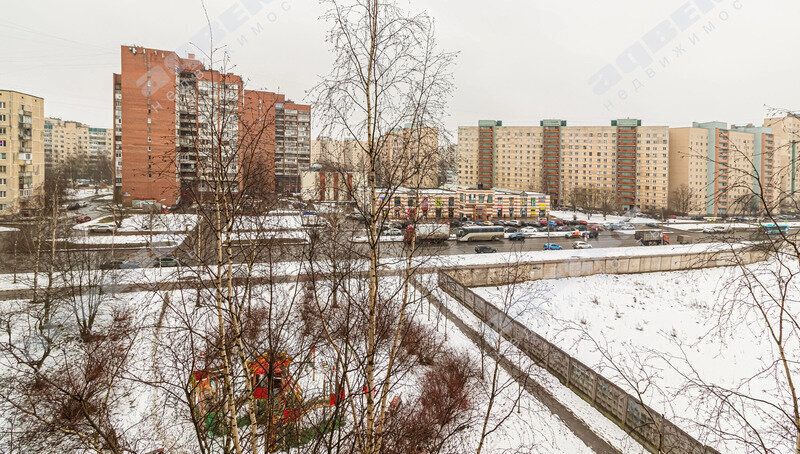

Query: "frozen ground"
<box><xmin>74</xmin><ymin>213</ymin><xmax>198</xmax><ymax>233</ymax></box>
<box><xmin>475</xmin><ymin>259</ymin><xmax>799</xmax><ymax>453</ymax></box>
<box><xmin>420</xmin><ymin>275</ymin><xmax>646</xmax><ymax>453</ymax></box>
<box><xmin>66</xmin><ymin>188</ymin><xmax>112</xmax><ymax>200</ymax></box>
<box><xmin>550</xmin><ymin>210</ymin><xmax>660</xmax><ymax>225</ymax></box>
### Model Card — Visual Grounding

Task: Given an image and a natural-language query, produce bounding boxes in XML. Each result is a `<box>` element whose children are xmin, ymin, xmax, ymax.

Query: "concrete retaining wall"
<box><xmin>447</xmin><ymin>246</ymin><xmax>768</xmax><ymax>287</ymax></box>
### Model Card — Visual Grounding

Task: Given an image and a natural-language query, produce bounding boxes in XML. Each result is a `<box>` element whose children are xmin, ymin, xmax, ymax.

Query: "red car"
<box><xmin>75</xmin><ymin>216</ymin><xmax>91</xmax><ymax>224</ymax></box>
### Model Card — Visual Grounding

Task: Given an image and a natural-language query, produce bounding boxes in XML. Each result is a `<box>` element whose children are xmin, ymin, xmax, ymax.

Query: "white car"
<box><xmin>384</xmin><ymin>228</ymin><xmax>402</xmax><ymax>236</ymax></box>
<box><xmin>572</xmin><ymin>241</ymin><xmax>592</xmax><ymax>249</ymax></box>
<box><xmin>703</xmin><ymin>225</ymin><xmax>730</xmax><ymax>234</ymax></box>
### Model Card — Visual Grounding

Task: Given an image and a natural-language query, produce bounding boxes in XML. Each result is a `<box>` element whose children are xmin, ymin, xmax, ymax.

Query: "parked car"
<box><xmin>703</xmin><ymin>225</ymin><xmax>730</xmax><ymax>234</ymax></box>
<box><xmin>384</xmin><ymin>228</ymin><xmax>402</xmax><ymax>236</ymax></box>
<box><xmin>99</xmin><ymin>260</ymin><xmax>140</xmax><ymax>270</ymax></box>
<box><xmin>508</xmin><ymin>232</ymin><xmax>526</xmax><ymax>241</ymax></box>
<box><xmin>543</xmin><ymin>243</ymin><xmax>563</xmax><ymax>250</ymax></box>
<box><xmin>480</xmin><ymin>221</ymin><xmax>494</xmax><ymax>226</ymax></box>
<box><xmin>89</xmin><ymin>224</ymin><xmax>116</xmax><ymax>234</ymax></box>
<box><xmin>474</xmin><ymin>245</ymin><xmax>497</xmax><ymax>253</ymax></box>
<box><xmin>153</xmin><ymin>257</ymin><xmax>181</xmax><ymax>268</ymax></box>
<box><xmin>572</xmin><ymin>241</ymin><xmax>592</xmax><ymax>249</ymax></box>
<box><xmin>504</xmin><ymin>227</ymin><xmax>519</xmax><ymax>233</ymax></box>
<box><xmin>493</xmin><ymin>221</ymin><xmax>505</xmax><ymax>226</ymax></box>
<box><xmin>506</xmin><ymin>220</ymin><xmax>522</xmax><ymax>227</ymax></box>
<box><xmin>564</xmin><ymin>231</ymin><xmax>582</xmax><ymax>238</ymax></box>
<box><xmin>67</xmin><ymin>202</ymin><xmax>81</xmax><ymax>210</ymax></box>
<box><xmin>78</xmin><ymin>201</ymin><xmax>88</xmax><ymax>208</ymax></box>
<box><xmin>75</xmin><ymin>216</ymin><xmax>91</xmax><ymax>224</ymax></box>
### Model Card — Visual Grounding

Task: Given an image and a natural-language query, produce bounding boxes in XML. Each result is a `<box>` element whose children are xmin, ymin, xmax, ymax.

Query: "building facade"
<box><xmin>44</xmin><ymin>118</ymin><xmax>112</xmax><ymax>175</ymax></box>
<box><xmin>0</xmin><ymin>90</ymin><xmax>45</xmax><ymax>214</ymax></box>
<box><xmin>669</xmin><ymin>122</ymin><xmax>775</xmax><ymax>215</ymax></box>
<box><xmin>382</xmin><ymin>125</ymin><xmax>440</xmax><ymax>188</ymax></box>
<box><xmin>458</xmin><ymin>119</ymin><xmax>669</xmax><ymax>211</ymax></box>
<box><xmin>763</xmin><ymin>115</ymin><xmax>800</xmax><ymax>205</ymax></box>
<box><xmin>113</xmin><ymin>45</ymin><xmax>309</xmax><ymax>206</ymax></box>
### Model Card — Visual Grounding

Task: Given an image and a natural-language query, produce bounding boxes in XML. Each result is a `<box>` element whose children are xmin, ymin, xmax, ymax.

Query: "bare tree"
<box><xmin>311</xmin><ymin>1</ymin><xmax>456</xmax><ymax>452</ymax></box>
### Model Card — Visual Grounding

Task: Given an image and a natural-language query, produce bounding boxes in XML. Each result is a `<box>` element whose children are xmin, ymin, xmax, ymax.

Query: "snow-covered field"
<box><xmin>74</xmin><ymin>213</ymin><xmax>198</xmax><ymax>233</ymax></box>
<box><xmin>66</xmin><ymin>233</ymin><xmax>187</xmax><ymax>246</ymax></box>
<box><xmin>65</xmin><ymin>187</ymin><xmax>112</xmax><ymax>200</ymax></box>
<box><xmin>550</xmin><ymin>210</ymin><xmax>660</xmax><ymax>225</ymax></box>
<box><xmin>475</xmin><ymin>259</ymin><xmax>799</xmax><ymax>453</ymax></box>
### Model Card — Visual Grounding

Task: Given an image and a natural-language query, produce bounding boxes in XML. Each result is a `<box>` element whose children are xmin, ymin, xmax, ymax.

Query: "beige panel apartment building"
<box><xmin>763</xmin><ymin>115</ymin><xmax>800</xmax><ymax>204</ymax></box>
<box><xmin>383</xmin><ymin>125</ymin><xmax>440</xmax><ymax>188</ymax></box>
<box><xmin>0</xmin><ymin>90</ymin><xmax>45</xmax><ymax>214</ymax></box>
<box><xmin>457</xmin><ymin>119</ymin><xmax>669</xmax><ymax>211</ymax></box>
<box><xmin>44</xmin><ymin>118</ymin><xmax>113</xmax><ymax>173</ymax></box>
<box><xmin>669</xmin><ymin>122</ymin><xmax>775</xmax><ymax>215</ymax></box>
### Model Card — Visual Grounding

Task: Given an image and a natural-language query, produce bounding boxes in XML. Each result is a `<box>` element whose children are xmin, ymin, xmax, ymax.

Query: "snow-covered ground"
<box><xmin>65</xmin><ymin>187</ymin><xmax>112</xmax><ymax>200</ymax></box>
<box><xmin>475</xmin><ymin>259</ymin><xmax>799</xmax><ymax>453</ymax></box>
<box><xmin>422</xmin><ymin>276</ymin><xmax>646</xmax><ymax>453</ymax></box>
<box><xmin>74</xmin><ymin>213</ymin><xmax>198</xmax><ymax>233</ymax></box>
<box><xmin>550</xmin><ymin>210</ymin><xmax>661</xmax><ymax>225</ymax></box>
<box><xmin>666</xmin><ymin>222</ymin><xmax>753</xmax><ymax>232</ymax></box>
<box><xmin>0</xmin><ymin>242</ymin><xmax>742</xmax><ymax>294</ymax></box>
<box><xmin>66</xmin><ymin>233</ymin><xmax>187</xmax><ymax>246</ymax></box>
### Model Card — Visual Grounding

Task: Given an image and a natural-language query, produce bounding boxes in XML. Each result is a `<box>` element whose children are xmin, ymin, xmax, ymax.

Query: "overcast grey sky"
<box><xmin>1</xmin><ymin>0</ymin><xmax>797</xmax><ymax>134</ymax></box>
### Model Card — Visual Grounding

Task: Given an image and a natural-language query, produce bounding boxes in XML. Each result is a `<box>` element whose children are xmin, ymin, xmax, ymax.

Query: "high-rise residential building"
<box><xmin>669</xmin><ymin>122</ymin><xmax>775</xmax><ymax>215</ymax></box>
<box><xmin>113</xmin><ymin>45</ymin><xmax>310</xmax><ymax>206</ymax></box>
<box><xmin>0</xmin><ymin>90</ymin><xmax>45</xmax><ymax>214</ymax></box>
<box><xmin>457</xmin><ymin>119</ymin><xmax>670</xmax><ymax>211</ymax></box>
<box><xmin>44</xmin><ymin>118</ymin><xmax>113</xmax><ymax>174</ymax></box>
<box><xmin>382</xmin><ymin>125</ymin><xmax>440</xmax><ymax>188</ymax></box>
<box><xmin>763</xmin><ymin>115</ymin><xmax>800</xmax><ymax>203</ymax></box>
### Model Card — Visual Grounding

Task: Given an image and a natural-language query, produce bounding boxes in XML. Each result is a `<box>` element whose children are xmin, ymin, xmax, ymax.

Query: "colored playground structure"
<box><xmin>189</xmin><ymin>351</ymin><xmax>344</xmax><ymax>450</ymax></box>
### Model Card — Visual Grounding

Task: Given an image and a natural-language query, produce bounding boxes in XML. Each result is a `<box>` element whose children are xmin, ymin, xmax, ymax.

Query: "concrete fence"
<box><xmin>438</xmin><ymin>271</ymin><xmax>720</xmax><ymax>454</ymax></box>
<box><xmin>446</xmin><ymin>244</ymin><xmax>770</xmax><ymax>287</ymax></box>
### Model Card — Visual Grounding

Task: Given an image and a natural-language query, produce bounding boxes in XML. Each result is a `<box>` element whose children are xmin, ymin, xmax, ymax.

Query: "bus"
<box><xmin>456</xmin><ymin>226</ymin><xmax>504</xmax><ymax>242</ymax></box>
<box><xmin>759</xmin><ymin>223</ymin><xmax>789</xmax><ymax>235</ymax></box>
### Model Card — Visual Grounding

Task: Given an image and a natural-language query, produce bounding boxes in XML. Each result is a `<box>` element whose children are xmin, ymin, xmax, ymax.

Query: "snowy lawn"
<box><xmin>550</xmin><ymin>210</ymin><xmax>661</xmax><ymax>225</ymax></box>
<box><xmin>74</xmin><ymin>213</ymin><xmax>198</xmax><ymax>233</ymax></box>
<box><xmin>475</xmin><ymin>259</ymin><xmax>799</xmax><ymax>453</ymax></box>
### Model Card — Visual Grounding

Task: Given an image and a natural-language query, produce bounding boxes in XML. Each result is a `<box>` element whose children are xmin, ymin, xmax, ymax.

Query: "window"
<box><xmin>0</xmin><ymin>153</ymin><xmax>5</xmax><ymax>160</ymax></box>
<box><xmin>0</xmin><ymin>141</ymin><xmax>5</xmax><ymax>147</ymax></box>
<box><xmin>0</xmin><ymin>102</ymin><xmax>4</xmax><ymax>108</ymax></box>
<box><xmin>0</xmin><ymin>179</ymin><xmax>5</xmax><ymax>185</ymax></box>
<box><xmin>0</xmin><ymin>191</ymin><xmax>6</xmax><ymax>198</ymax></box>
<box><xmin>0</xmin><ymin>115</ymin><xmax>5</xmax><ymax>122</ymax></box>
<box><xmin>0</xmin><ymin>166</ymin><xmax>6</xmax><ymax>173</ymax></box>
<box><xmin>0</xmin><ymin>128</ymin><xmax>4</xmax><ymax>134</ymax></box>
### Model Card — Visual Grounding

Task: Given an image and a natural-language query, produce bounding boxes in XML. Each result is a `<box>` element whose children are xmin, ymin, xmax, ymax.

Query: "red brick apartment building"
<box><xmin>113</xmin><ymin>45</ymin><xmax>310</xmax><ymax>206</ymax></box>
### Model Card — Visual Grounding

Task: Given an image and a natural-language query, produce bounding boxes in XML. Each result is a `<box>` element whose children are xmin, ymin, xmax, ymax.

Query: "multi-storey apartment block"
<box><xmin>458</xmin><ymin>119</ymin><xmax>669</xmax><ymax>211</ymax></box>
<box><xmin>669</xmin><ymin>122</ymin><xmax>775</xmax><ymax>215</ymax></box>
<box><xmin>44</xmin><ymin>118</ymin><xmax>112</xmax><ymax>174</ymax></box>
<box><xmin>0</xmin><ymin>90</ymin><xmax>45</xmax><ymax>214</ymax></box>
<box><xmin>382</xmin><ymin>125</ymin><xmax>440</xmax><ymax>188</ymax></box>
<box><xmin>113</xmin><ymin>45</ymin><xmax>309</xmax><ymax>206</ymax></box>
<box><xmin>763</xmin><ymin>115</ymin><xmax>800</xmax><ymax>204</ymax></box>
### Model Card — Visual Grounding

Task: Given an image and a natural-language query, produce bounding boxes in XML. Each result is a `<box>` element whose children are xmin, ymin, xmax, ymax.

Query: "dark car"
<box><xmin>474</xmin><ymin>245</ymin><xmax>497</xmax><ymax>253</ymax></box>
<box><xmin>67</xmin><ymin>202</ymin><xmax>81</xmax><ymax>210</ymax></box>
<box><xmin>153</xmin><ymin>257</ymin><xmax>181</xmax><ymax>268</ymax></box>
<box><xmin>508</xmin><ymin>232</ymin><xmax>526</xmax><ymax>241</ymax></box>
<box><xmin>504</xmin><ymin>227</ymin><xmax>519</xmax><ymax>233</ymax></box>
<box><xmin>99</xmin><ymin>260</ymin><xmax>140</xmax><ymax>270</ymax></box>
<box><xmin>75</xmin><ymin>216</ymin><xmax>91</xmax><ymax>224</ymax></box>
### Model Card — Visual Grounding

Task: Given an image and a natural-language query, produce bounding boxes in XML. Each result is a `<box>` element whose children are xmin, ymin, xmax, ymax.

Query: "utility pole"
<box><xmin>791</xmin><ymin>140</ymin><xmax>797</xmax><ymax>197</ymax></box>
